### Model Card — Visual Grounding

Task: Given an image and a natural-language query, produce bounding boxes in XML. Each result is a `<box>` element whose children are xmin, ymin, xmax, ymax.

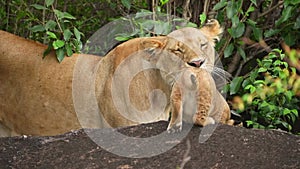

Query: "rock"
<box><xmin>0</xmin><ymin>121</ymin><xmax>299</xmax><ymax>169</ymax></box>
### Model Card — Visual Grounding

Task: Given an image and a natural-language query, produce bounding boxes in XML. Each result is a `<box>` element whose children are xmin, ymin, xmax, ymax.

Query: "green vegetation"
<box><xmin>229</xmin><ymin>49</ymin><xmax>300</xmax><ymax>132</ymax></box>
<box><xmin>30</xmin><ymin>0</ymin><xmax>83</xmax><ymax>62</ymax></box>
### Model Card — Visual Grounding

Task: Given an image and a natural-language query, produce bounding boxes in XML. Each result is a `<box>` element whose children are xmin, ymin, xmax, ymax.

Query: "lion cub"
<box><xmin>167</xmin><ymin>67</ymin><xmax>234</xmax><ymax>132</ymax></box>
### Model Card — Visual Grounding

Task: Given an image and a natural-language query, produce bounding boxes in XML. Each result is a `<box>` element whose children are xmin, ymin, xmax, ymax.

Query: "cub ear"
<box><xmin>200</xmin><ymin>19</ymin><xmax>223</xmax><ymax>45</ymax></box>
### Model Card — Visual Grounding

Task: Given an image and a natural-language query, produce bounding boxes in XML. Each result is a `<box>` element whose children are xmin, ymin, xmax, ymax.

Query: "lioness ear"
<box><xmin>140</xmin><ymin>38</ymin><xmax>165</xmax><ymax>50</ymax></box>
<box><xmin>200</xmin><ymin>19</ymin><xmax>223</xmax><ymax>46</ymax></box>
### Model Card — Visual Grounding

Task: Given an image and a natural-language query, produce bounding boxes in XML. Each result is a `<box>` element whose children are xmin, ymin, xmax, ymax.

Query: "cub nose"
<box><xmin>188</xmin><ymin>59</ymin><xmax>205</xmax><ymax>68</ymax></box>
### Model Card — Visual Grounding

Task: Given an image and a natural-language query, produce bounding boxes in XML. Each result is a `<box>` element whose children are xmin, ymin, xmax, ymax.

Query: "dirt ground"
<box><xmin>0</xmin><ymin>121</ymin><xmax>299</xmax><ymax>169</ymax></box>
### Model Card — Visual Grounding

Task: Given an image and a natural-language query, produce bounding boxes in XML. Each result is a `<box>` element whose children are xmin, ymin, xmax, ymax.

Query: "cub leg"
<box><xmin>167</xmin><ymin>86</ymin><xmax>183</xmax><ymax>132</ymax></box>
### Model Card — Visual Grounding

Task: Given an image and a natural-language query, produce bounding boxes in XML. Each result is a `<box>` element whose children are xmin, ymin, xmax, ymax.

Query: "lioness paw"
<box><xmin>167</xmin><ymin>122</ymin><xmax>182</xmax><ymax>133</ymax></box>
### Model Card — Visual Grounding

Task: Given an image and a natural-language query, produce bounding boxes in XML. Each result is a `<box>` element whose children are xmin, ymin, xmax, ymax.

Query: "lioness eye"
<box><xmin>146</xmin><ymin>47</ymin><xmax>156</xmax><ymax>55</ymax></box>
<box><xmin>200</xmin><ymin>43</ymin><xmax>207</xmax><ymax>50</ymax></box>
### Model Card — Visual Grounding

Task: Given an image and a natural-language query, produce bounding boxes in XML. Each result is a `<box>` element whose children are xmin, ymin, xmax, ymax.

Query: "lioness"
<box><xmin>0</xmin><ymin>30</ymin><xmax>204</xmax><ymax>136</ymax></box>
<box><xmin>167</xmin><ymin>67</ymin><xmax>234</xmax><ymax>132</ymax></box>
<box><xmin>0</xmin><ymin>20</ymin><xmax>222</xmax><ymax>136</ymax></box>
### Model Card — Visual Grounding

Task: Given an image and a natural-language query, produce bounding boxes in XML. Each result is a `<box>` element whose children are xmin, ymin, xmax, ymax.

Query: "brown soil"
<box><xmin>0</xmin><ymin>121</ymin><xmax>299</xmax><ymax>169</ymax></box>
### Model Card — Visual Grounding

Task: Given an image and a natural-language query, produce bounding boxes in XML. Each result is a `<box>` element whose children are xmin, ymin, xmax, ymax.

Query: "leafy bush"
<box><xmin>114</xmin><ymin>9</ymin><xmax>197</xmax><ymax>42</ymax></box>
<box><xmin>29</xmin><ymin>0</ymin><xmax>83</xmax><ymax>62</ymax></box>
<box><xmin>230</xmin><ymin>49</ymin><xmax>300</xmax><ymax>132</ymax></box>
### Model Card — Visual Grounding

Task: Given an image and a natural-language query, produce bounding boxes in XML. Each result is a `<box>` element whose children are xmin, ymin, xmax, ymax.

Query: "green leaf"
<box><xmin>258</xmin><ymin>67</ymin><xmax>267</xmax><ymax>73</ymax></box>
<box><xmin>65</xmin><ymin>43</ymin><xmax>73</xmax><ymax>56</ymax></box>
<box><xmin>226</xmin><ymin>1</ymin><xmax>238</xmax><ymax>19</ymax></box>
<box><xmin>237</xmin><ymin>47</ymin><xmax>246</xmax><ymax>60</ymax></box>
<box><xmin>283</xmin><ymin>108</ymin><xmax>291</xmax><ymax>116</ymax></box>
<box><xmin>252</xmin><ymin>26</ymin><xmax>262</xmax><ymax>41</ymax></box>
<box><xmin>63</xmin><ymin>29</ymin><xmax>72</xmax><ymax>41</ymax></box>
<box><xmin>121</xmin><ymin>0</ymin><xmax>131</xmax><ymax>10</ymax></box>
<box><xmin>53</xmin><ymin>10</ymin><xmax>67</xmax><ymax>20</ymax></box>
<box><xmin>245</xmin><ymin>120</ymin><xmax>253</xmax><ymax>127</ymax></box>
<box><xmin>294</xmin><ymin>17</ymin><xmax>300</xmax><ymax>29</ymax></box>
<box><xmin>253</xmin><ymin>80</ymin><xmax>265</xmax><ymax>85</ymax></box>
<box><xmin>291</xmin><ymin>109</ymin><xmax>298</xmax><ymax>117</ymax></box>
<box><xmin>231</xmin><ymin>15</ymin><xmax>240</xmax><ymax>28</ymax></box>
<box><xmin>45</xmin><ymin>0</ymin><xmax>54</xmax><ymax>7</ymax></box>
<box><xmin>115</xmin><ymin>36</ymin><xmax>131</xmax><ymax>41</ymax></box>
<box><xmin>56</xmin><ymin>48</ymin><xmax>65</xmax><ymax>63</ymax></box>
<box><xmin>52</xmin><ymin>40</ymin><xmax>65</xmax><ymax>49</ymax></box>
<box><xmin>245</xmin><ymin>84</ymin><xmax>256</xmax><ymax>93</ymax></box>
<box><xmin>135</xmin><ymin>10</ymin><xmax>153</xmax><ymax>18</ymax></box>
<box><xmin>185</xmin><ymin>22</ymin><xmax>198</xmax><ymax>28</ymax></box>
<box><xmin>29</xmin><ymin>25</ymin><xmax>45</xmax><ymax>32</ymax></box>
<box><xmin>224</xmin><ymin>43</ymin><xmax>234</xmax><ymax>58</ymax></box>
<box><xmin>284</xmin><ymin>0</ymin><xmax>300</xmax><ymax>5</ymax></box>
<box><xmin>31</xmin><ymin>4</ymin><xmax>47</xmax><ymax>10</ymax></box>
<box><xmin>74</xmin><ymin>27</ymin><xmax>82</xmax><ymax>41</ymax></box>
<box><xmin>213</xmin><ymin>0</ymin><xmax>227</xmax><ymax>10</ymax></box>
<box><xmin>45</xmin><ymin>20</ymin><xmax>57</xmax><ymax>30</ymax></box>
<box><xmin>43</xmin><ymin>45</ymin><xmax>52</xmax><ymax>59</ymax></box>
<box><xmin>154</xmin><ymin>21</ymin><xmax>171</xmax><ymax>35</ymax></box>
<box><xmin>160</xmin><ymin>0</ymin><xmax>169</xmax><ymax>6</ymax></box>
<box><xmin>230</xmin><ymin>77</ymin><xmax>244</xmax><ymax>95</ymax></box>
<box><xmin>199</xmin><ymin>13</ymin><xmax>207</xmax><ymax>25</ymax></box>
<box><xmin>62</xmin><ymin>12</ymin><xmax>76</xmax><ymax>20</ymax></box>
<box><xmin>247</xmin><ymin>19</ymin><xmax>257</xmax><ymax>26</ymax></box>
<box><xmin>264</xmin><ymin>29</ymin><xmax>280</xmax><ymax>38</ymax></box>
<box><xmin>275</xmin><ymin>6</ymin><xmax>293</xmax><ymax>26</ymax></box>
<box><xmin>230</xmin><ymin>22</ymin><xmax>245</xmax><ymax>38</ymax></box>
<box><xmin>74</xmin><ymin>40</ymin><xmax>83</xmax><ymax>52</ymax></box>
<box><xmin>46</xmin><ymin>31</ymin><xmax>57</xmax><ymax>39</ymax></box>
<box><xmin>283</xmin><ymin>33</ymin><xmax>296</xmax><ymax>46</ymax></box>
<box><xmin>250</xmin><ymin>0</ymin><xmax>257</xmax><ymax>6</ymax></box>
<box><xmin>246</xmin><ymin>6</ymin><xmax>255</xmax><ymax>15</ymax></box>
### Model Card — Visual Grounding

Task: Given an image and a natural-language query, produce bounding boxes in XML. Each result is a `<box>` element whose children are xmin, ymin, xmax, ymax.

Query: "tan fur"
<box><xmin>0</xmin><ymin>20</ymin><xmax>223</xmax><ymax>136</ymax></box>
<box><xmin>168</xmin><ymin>19</ymin><xmax>223</xmax><ymax>72</ymax></box>
<box><xmin>0</xmin><ymin>30</ymin><xmax>102</xmax><ymax>136</ymax></box>
<box><xmin>0</xmin><ymin>30</ymin><xmax>201</xmax><ymax>136</ymax></box>
<box><xmin>167</xmin><ymin>68</ymin><xmax>234</xmax><ymax>132</ymax></box>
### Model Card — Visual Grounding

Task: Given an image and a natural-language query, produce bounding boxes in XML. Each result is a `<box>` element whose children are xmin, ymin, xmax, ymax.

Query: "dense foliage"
<box><xmin>1</xmin><ymin>0</ymin><xmax>299</xmax><ymax>133</ymax></box>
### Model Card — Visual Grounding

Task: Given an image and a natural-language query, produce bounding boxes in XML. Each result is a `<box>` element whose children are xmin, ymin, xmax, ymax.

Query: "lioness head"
<box><xmin>139</xmin><ymin>36</ymin><xmax>203</xmax><ymax>85</ymax></box>
<box><xmin>168</xmin><ymin>19</ymin><xmax>223</xmax><ymax>72</ymax></box>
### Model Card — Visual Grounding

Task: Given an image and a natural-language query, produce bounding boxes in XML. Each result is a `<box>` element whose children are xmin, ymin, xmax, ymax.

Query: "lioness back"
<box><xmin>0</xmin><ymin>30</ymin><xmax>101</xmax><ymax>136</ymax></box>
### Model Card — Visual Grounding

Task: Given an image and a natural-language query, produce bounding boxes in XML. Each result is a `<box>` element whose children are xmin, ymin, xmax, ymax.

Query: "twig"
<box><xmin>51</xmin><ymin>5</ymin><xmax>63</xmax><ymax>33</ymax></box>
<box><xmin>182</xmin><ymin>0</ymin><xmax>191</xmax><ymax>21</ymax></box>
<box><xmin>180</xmin><ymin>139</ymin><xmax>191</xmax><ymax>169</ymax></box>
<box><xmin>203</xmin><ymin>0</ymin><xmax>211</xmax><ymax>17</ymax></box>
<box><xmin>259</xmin><ymin>1</ymin><xmax>284</xmax><ymax>18</ymax></box>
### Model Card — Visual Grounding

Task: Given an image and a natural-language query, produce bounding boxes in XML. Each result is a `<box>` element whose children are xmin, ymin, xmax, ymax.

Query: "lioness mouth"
<box><xmin>188</xmin><ymin>59</ymin><xmax>205</xmax><ymax>68</ymax></box>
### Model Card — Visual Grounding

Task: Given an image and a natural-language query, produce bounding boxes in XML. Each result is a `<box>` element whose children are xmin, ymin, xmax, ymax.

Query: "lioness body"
<box><xmin>0</xmin><ymin>30</ymin><xmax>201</xmax><ymax>136</ymax></box>
<box><xmin>0</xmin><ymin>20</ymin><xmax>224</xmax><ymax>136</ymax></box>
<box><xmin>0</xmin><ymin>30</ymin><xmax>93</xmax><ymax>136</ymax></box>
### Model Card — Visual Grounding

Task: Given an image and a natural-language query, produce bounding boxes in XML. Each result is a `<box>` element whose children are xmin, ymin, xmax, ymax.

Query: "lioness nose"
<box><xmin>188</xmin><ymin>59</ymin><xmax>205</xmax><ymax>68</ymax></box>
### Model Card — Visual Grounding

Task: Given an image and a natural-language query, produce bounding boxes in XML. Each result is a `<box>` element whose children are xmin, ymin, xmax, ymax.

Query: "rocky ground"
<box><xmin>0</xmin><ymin>121</ymin><xmax>299</xmax><ymax>169</ymax></box>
